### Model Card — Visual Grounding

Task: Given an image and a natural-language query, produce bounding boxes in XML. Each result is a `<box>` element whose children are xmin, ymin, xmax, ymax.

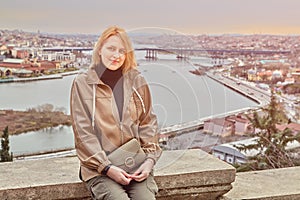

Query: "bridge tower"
<box><xmin>176</xmin><ymin>48</ymin><xmax>189</xmax><ymax>60</ymax></box>
<box><xmin>145</xmin><ymin>49</ymin><xmax>157</xmax><ymax>60</ymax></box>
<box><xmin>211</xmin><ymin>54</ymin><xmax>225</xmax><ymax>67</ymax></box>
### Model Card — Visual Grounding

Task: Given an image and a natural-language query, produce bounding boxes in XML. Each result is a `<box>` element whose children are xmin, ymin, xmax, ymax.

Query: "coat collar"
<box><xmin>86</xmin><ymin>64</ymin><xmax>101</xmax><ymax>85</ymax></box>
<box><xmin>86</xmin><ymin>64</ymin><xmax>140</xmax><ymax>86</ymax></box>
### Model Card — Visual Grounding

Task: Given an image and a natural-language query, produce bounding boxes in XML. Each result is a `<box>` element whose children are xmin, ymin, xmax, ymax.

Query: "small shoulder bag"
<box><xmin>107</xmin><ymin>138</ymin><xmax>146</xmax><ymax>173</ymax></box>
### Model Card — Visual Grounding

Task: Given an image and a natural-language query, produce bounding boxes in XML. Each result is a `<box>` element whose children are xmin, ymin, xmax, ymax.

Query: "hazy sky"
<box><xmin>1</xmin><ymin>0</ymin><xmax>300</xmax><ymax>35</ymax></box>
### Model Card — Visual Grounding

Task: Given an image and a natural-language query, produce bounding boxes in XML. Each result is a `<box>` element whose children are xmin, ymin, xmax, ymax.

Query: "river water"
<box><xmin>1</xmin><ymin>54</ymin><xmax>257</xmax><ymax>155</ymax></box>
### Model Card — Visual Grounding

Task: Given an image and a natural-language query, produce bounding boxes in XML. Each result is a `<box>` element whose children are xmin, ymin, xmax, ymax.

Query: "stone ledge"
<box><xmin>221</xmin><ymin>166</ymin><xmax>300</xmax><ymax>200</ymax></box>
<box><xmin>0</xmin><ymin>149</ymin><xmax>235</xmax><ymax>200</ymax></box>
<box><xmin>154</xmin><ymin>150</ymin><xmax>235</xmax><ymax>200</ymax></box>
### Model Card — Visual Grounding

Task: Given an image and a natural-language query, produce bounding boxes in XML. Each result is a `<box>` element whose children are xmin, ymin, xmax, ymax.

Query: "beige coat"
<box><xmin>70</xmin><ymin>66</ymin><xmax>162</xmax><ymax>181</ymax></box>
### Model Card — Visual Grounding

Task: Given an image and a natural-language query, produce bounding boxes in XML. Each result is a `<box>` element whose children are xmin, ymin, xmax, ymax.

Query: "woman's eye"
<box><xmin>119</xmin><ymin>49</ymin><xmax>126</xmax><ymax>54</ymax></box>
<box><xmin>107</xmin><ymin>46</ymin><xmax>116</xmax><ymax>51</ymax></box>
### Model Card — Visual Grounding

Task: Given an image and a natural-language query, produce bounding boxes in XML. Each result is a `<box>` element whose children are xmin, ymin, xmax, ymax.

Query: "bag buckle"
<box><xmin>125</xmin><ymin>157</ymin><xmax>135</xmax><ymax>168</ymax></box>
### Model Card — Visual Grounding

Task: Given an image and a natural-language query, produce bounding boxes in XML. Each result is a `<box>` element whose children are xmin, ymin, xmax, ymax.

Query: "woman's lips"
<box><xmin>111</xmin><ymin>60</ymin><xmax>119</xmax><ymax>65</ymax></box>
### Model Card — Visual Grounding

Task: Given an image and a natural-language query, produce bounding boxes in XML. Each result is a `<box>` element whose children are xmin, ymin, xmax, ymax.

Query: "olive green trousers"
<box><xmin>86</xmin><ymin>173</ymin><xmax>158</xmax><ymax>200</ymax></box>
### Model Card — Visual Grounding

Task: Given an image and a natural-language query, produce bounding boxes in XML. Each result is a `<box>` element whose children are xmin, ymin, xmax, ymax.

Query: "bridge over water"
<box><xmin>42</xmin><ymin>47</ymin><xmax>291</xmax><ymax>59</ymax></box>
<box><xmin>134</xmin><ymin>48</ymin><xmax>291</xmax><ymax>59</ymax></box>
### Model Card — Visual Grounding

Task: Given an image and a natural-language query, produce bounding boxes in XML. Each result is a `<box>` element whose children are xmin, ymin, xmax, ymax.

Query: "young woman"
<box><xmin>70</xmin><ymin>26</ymin><xmax>162</xmax><ymax>200</ymax></box>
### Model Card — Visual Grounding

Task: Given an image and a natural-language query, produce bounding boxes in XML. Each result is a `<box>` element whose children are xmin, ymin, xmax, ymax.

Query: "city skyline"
<box><xmin>1</xmin><ymin>0</ymin><xmax>300</xmax><ymax>35</ymax></box>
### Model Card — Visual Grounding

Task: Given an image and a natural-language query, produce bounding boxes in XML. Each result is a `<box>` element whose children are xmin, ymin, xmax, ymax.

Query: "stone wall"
<box><xmin>0</xmin><ymin>149</ymin><xmax>235</xmax><ymax>200</ymax></box>
<box><xmin>1</xmin><ymin>149</ymin><xmax>299</xmax><ymax>200</ymax></box>
<box><xmin>221</xmin><ymin>166</ymin><xmax>300</xmax><ymax>200</ymax></box>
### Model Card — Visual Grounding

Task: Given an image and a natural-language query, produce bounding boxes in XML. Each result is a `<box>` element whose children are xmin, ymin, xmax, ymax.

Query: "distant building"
<box><xmin>281</xmin><ymin>77</ymin><xmax>295</xmax><ymax>85</ymax></box>
<box><xmin>203</xmin><ymin>117</ymin><xmax>234</xmax><ymax>137</ymax></box>
<box><xmin>0</xmin><ymin>45</ymin><xmax>8</xmax><ymax>55</ymax></box>
<box><xmin>257</xmin><ymin>70</ymin><xmax>272</xmax><ymax>81</ymax></box>
<box><xmin>276</xmin><ymin>123</ymin><xmax>300</xmax><ymax>136</ymax></box>
<box><xmin>203</xmin><ymin>114</ymin><xmax>252</xmax><ymax>137</ymax></box>
<box><xmin>0</xmin><ymin>58</ymin><xmax>61</xmax><ymax>77</ymax></box>
<box><xmin>272</xmin><ymin>70</ymin><xmax>283</xmax><ymax>79</ymax></box>
<box><xmin>11</xmin><ymin>48</ymin><xmax>29</xmax><ymax>59</ymax></box>
<box><xmin>0</xmin><ymin>67</ymin><xmax>13</xmax><ymax>77</ymax></box>
<box><xmin>290</xmin><ymin>68</ymin><xmax>300</xmax><ymax>83</ymax></box>
<box><xmin>226</xmin><ymin>114</ymin><xmax>253</xmax><ymax>135</ymax></box>
<box><xmin>212</xmin><ymin>136</ymin><xmax>300</xmax><ymax>164</ymax></box>
<box><xmin>247</xmin><ymin>68</ymin><xmax>257</xmax><ymax>81</ymax></box>
<box><xmin>13</xmin><ymin>68</ymin><xmax>33</xmax><ymax>78</ymax></box>
<box><xmin>0</xmin><ymin>55</ymin><xmax>5</xmax><ymax>61</ymax></box>
<box><xmin>212</xmin><ymin>137</ymin><xmax>258</xmax><ymax>164</ymax></box>
<box><xmin>247</xmin><ymin>68</ymin><xmax>278</xmax><ymax>82</ymax></box>
<box><xmin>0</xmin><ymin>59</ymin><xmax>32</xmax><ymax>77</ymax></box>
<box><xmin>40</xmin><ymin>51</ymin><xmax>76</xmax><ymax>63</ymax></box>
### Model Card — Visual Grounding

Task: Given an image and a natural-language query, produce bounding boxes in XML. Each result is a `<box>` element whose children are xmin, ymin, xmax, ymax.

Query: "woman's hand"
<box><xmin>106</xmin><ymin>165</ymin><xmax>132</xmax><ymax>185</ymax></box>
<box><xmin>131</xmin><ymin>159</ymin><xmax>154</xmax><ymax>182</ymax></box>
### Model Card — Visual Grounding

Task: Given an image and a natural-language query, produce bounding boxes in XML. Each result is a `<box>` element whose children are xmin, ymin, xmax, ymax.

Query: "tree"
<box><xmin>0</xmin><ymin>126</ymin><xmax>13</xmax><ymax>162</ymax></box>
<box><xmin>235</xmin><ymin>89</ymin><xmax>300</xmax><ymax>171</ymax></box>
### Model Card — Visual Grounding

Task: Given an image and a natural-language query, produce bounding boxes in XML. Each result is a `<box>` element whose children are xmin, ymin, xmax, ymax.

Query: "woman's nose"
<box><xmin>113</xmin><ymin>52</ymin><xmax>121</xmax><ymax>58</ymax></box>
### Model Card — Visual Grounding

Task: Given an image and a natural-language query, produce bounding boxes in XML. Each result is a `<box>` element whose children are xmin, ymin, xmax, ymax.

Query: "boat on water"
<box><xmin>189</xmin><ymin>68</ymin><xmax>206</xmax><ymax>76</ymax></box>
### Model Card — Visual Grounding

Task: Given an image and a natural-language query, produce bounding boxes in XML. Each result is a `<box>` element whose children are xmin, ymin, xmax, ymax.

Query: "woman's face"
<box><xmin>100</xmin><ymin>35</ymin><xmax>126</xmax><ymax>70</ymax></box>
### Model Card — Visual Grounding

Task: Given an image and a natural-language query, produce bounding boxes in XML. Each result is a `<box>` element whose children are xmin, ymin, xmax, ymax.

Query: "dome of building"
<box><xmin>272</xmin><ymin>70</ymin><xmax>282</xmax><ymax>78</ymax></box>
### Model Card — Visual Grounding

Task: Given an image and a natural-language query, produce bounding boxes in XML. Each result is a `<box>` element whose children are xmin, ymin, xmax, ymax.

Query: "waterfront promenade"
<box><xmin>0</xmin><ymin>71</ymin><xmax>78</xmax><ymax>83</ymax></box>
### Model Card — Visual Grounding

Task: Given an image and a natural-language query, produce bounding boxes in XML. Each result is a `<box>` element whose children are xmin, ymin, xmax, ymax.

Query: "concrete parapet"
<box><xmin>155</xmin><ymin>150</ymin><xmax>235</xmax><ymax>199</ymax></box>
<box><xmin>221</xmin><ymin>166</ymin><xmax>300</xmax><ymax>200</ymax></box>
<box><xmin>0</xmin><ymin>149</ymin><xmax>235</xmax><ymax>200</ymax></box>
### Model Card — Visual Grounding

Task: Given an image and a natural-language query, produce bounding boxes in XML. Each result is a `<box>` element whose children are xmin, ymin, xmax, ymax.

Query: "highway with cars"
<box><xmin>206</xmin><ymin>71</ymin><xmax>271</xmax><ymax>107</ymax></box>
<box><xmin>206</xmin><ymin>71</ymin><xmax>299</xmax><ymax>123</ymax></box>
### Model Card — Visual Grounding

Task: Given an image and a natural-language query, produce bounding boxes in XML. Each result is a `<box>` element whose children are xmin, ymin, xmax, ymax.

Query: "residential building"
<box><xmin>203</xmin><ymin>114</ymin><xmax>252</xmax><ymax>137</ymax></box>
<box><xmin>226</xmin><ymin>114</ymin><xmax>253</xmax><ymax>135</ymax></box>
<box><xmin>203</xmin><ymin>117</ymin><xmax>234</xmax><ymax>137</ymax></box>
<box><xmin>276</xmin><ymin>122</ymin><xmax>300</xmax><ymax>136</ymax></box>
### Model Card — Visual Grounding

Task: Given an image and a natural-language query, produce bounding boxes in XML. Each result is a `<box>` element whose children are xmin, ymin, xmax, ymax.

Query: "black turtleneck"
<box><xmin>95</xmin><ymin>61</ymin><xmax>124</xmax><ymax>120</ymax></box>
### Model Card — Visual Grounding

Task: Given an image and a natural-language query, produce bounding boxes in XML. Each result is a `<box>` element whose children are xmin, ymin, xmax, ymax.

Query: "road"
<box><xmin>207</xmin><ymin>71</ymin><xmax>299</xmax><ymax>123</ymax></box>
<box><xmin>206</xmin><ymin>71</ymin><xmax>271</xmax><ymax>107</ymax></box>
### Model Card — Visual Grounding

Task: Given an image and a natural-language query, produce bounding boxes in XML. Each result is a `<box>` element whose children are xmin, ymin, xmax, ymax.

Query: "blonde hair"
<box><xmin>92</xmin><ymin>26</ymin><xmax>137</xmax><ymax>73</ymax></box>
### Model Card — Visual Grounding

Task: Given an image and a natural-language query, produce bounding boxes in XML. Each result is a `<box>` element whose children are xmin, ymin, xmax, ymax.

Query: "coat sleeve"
<box><xmin>70</xmin><ymin>77</ymin><xmax>111</xmax><ymax>174</ymax></box>
<box><xmin>136</xmin><ymin>77</ymin><xmax>162</xmax><ymax>164</ymax></box>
